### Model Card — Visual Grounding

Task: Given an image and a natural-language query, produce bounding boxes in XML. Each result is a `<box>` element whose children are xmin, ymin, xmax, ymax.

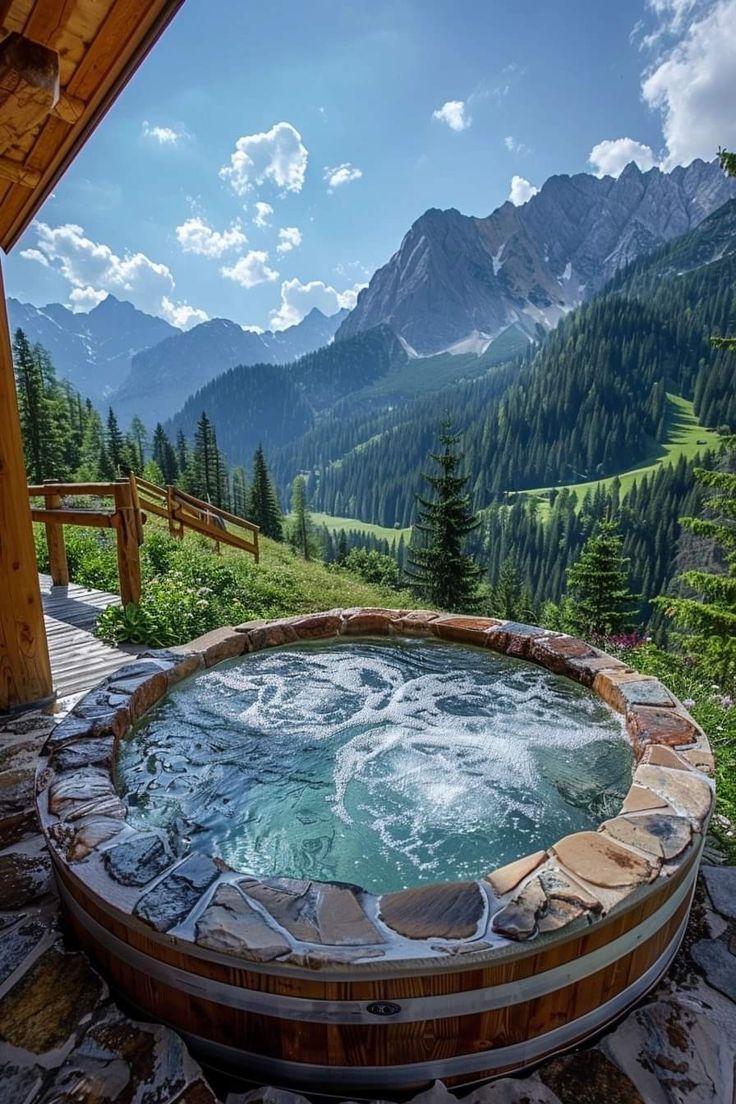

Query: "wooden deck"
<box><xmin>39</xmin><ymin>574</ymin><xmax>136</xmax><ymax>701</ymax></box>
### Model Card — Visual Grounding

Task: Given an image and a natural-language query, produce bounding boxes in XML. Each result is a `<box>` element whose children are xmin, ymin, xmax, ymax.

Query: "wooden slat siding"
<box><xmin>54</xmin><ymin>843</ymin><xmax>695</xmax><ymax>1083</ymax></box>
<box><xmin>37</xmin><ymin>573</ymin><xmax>132</xmax><ymax>697</ymax></box>
<box><xmin>60</xmin><ymin>893</ymin><xmax>689</xmax><ymax>1078</ymax></box>
<box><xmin>55</xmin><ymin>843</ymin><xmax>697</xmax><ymax>1003</ymax></box>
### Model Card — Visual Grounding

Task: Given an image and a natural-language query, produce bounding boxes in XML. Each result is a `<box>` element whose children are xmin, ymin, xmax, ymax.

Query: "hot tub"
<box><xmin>36</xmin><ymin>609</ymin><xmax>714</xmax><ymax>1095</ymax></box>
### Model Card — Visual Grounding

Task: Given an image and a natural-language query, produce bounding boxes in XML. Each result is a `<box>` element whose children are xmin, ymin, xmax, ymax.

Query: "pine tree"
<box><xmin>290</xmin><ymin>474</ymin><xmax>313</xmax><ymax>559</ymax></box>
<box><xmin>176</xmin><ymin>429</ymin><xmax>190</xmax><ymax>477</ymax></box>
<box><xmin>192</xmin><ymin>412</ymin><xmax>216</xmax><ymax>501</ymax></box>
<box><xmin>13</xmin><ymin>329</ymin><xmax>50</xmax><ymax>482</ymax></box>
<box><xmin>492</xmin><ymin>555</ymin><xmax>523</xmax><ymax>619</ymax></box>
<box><xmin>231</xmin><ymin>466</ymin><xmax>248</xmax><ymax>519</ymax></box>
<box><xmin>129</xmin><ymin>416</ymin><xmax>149</xmax><ymax>473</ymax></box>
<box><xmin>247</xmin><ymin>445</ymin><xmax>283</xmax><ymax>540</ymax></box>
<box><xmin>656</xmin><ymin>441</ymin><xmax>736</xmax><ymax>684</ymax></box>
<box><xmin>405</xmin><ymin>422</ymin><xmax>480</xmax><ymax>611</ymax></box>
<box><xmin>336</xmin><ymin>529</ymin><xmax>349</xmax><ymax>564</ymax></box>
<box><xmin>152</xmin><ymin>423</ymin><xmax>179</xmax><ymax>484</ymax></box>
<box><xmin>566</xmin><ymin>519</ymin><xmax>639</xmax><ymax>638</ymax></box>
<box><xmin>106</xmin><ymin>408</ymin><xmax>127</xmax><ymax>476</ymax></box>
<box><xmin>211</xmin><ymin>427</ymin><xmax>230</xmax><ymax>510</ymax></box>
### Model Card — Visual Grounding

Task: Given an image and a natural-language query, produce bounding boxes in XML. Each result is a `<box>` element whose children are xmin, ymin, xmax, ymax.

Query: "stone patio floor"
<box><xmin>2</xmin><ymin>705</ymin><xmax>736</xmax><ymax>1104</ymax></box>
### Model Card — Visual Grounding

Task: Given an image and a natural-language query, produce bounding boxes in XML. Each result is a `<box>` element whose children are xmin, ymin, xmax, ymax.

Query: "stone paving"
<box><xmin>2</xmin><ymin>694</ymin><xmax>736</xmax><ymax>1101</ymax></box>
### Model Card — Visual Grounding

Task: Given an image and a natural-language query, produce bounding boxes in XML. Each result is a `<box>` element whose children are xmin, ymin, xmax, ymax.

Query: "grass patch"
<box><xmin>509</xmin><ymin>395</ymin><xmax>721</xmax><ymax>517</ymax></box>
<box><xmin>35</xmin><ymin>521</ymin><xmax>417</xmax><ymax>648</ymax></box>
<box><xmin>311</xmin><ymin>512</ymin><xmax>411</xmax><ymax>543</ymax></box>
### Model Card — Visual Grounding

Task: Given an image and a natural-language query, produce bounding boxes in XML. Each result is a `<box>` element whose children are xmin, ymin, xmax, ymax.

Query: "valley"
<box><xmin>10</xmin><ymin>157</ymin><xmax>736</xmax><ymax>631</ymax></box>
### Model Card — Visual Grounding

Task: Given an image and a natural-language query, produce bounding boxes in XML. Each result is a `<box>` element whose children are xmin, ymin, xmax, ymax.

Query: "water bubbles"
<box><xmin>117</xmin><ymin>638</ymin><xmax>632</xmax><ymax>894</ymax></box>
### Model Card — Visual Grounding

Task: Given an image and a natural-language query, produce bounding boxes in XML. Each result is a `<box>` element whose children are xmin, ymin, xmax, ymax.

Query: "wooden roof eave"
<box><xmin>0</xmin><ymin>0</ymin><xmax>186</xmax><ymax>254</ymax></box>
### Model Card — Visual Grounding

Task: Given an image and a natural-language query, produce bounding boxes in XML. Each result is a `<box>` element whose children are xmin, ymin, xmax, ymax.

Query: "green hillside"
<box><xmin>311</xmin><ymin>512</ymin><xmax>411</xmax><ymax>542</ymax></box>
<box><xmin>513</xmin><ymin>394</ymin><xmax>721</xmax><ymax>515</ymax></box>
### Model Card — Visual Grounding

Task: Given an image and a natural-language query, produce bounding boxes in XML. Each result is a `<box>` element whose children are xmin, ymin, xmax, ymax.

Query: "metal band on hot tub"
<box><xmin>57</xmin><ymin>851</ymin><xmax>697</xmax><ymax>1026</ymax></box>
<box><xmin>145</xmin><ymin>908</ymin><xmax>692</xmax><ymax>1089</ymax></box>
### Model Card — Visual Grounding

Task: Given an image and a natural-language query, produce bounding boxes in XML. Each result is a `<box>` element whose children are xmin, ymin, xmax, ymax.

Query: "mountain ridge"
<box><xmin>338</xmin><ymin>158</ymin><xmax>736</xmax><ymax>355</ymax></box>
<box><xmin>7</xmin><ymin>293</ymin><xmax>348</xmax><ymax>423</ymax></box>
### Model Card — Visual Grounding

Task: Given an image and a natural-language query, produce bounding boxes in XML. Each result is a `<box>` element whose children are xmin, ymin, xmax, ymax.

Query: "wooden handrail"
<box><xmin>29</xmin><ymin>474</ymin><xmax>261</xmax><ymax>601</ymax></box>
<box><xmin>27</xmin><ymin>481</ymin><xmax>119</xmax><ymax>497</ymax></box>
<box><xmin>169</xmin><ymin>486</ymin><xmax>260</xmax><ymax>535</ymax></box>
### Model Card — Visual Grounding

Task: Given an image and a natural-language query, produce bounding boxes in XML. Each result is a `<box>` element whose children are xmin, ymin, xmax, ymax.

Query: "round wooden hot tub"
<box><xmin>36</xmin><ymin>610</ymin><xmax>714</xmax><ymax>1095</ymax></box>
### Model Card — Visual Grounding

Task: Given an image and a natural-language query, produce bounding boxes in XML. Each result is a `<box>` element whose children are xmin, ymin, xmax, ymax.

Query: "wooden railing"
<box><xmin>134</xmin><ymin>476</ymin><xmax>259</xmax><ymax>560</ymax></box>
<box><xmin>29</xmin><ymin>476</ymin><xmax>259</xmax><ymax>605</ymax></box>
<box><xmin>28</xmin><ymin>479</ymin><xmax>143</xmax><ymax>604</ymax></box>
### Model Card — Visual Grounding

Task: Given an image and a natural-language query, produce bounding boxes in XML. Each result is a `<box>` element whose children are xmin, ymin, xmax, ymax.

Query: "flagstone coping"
<box><xmin>34</xmin><ymin>612</ymin><xmax>714</xmax><ymax>965</ymax></box>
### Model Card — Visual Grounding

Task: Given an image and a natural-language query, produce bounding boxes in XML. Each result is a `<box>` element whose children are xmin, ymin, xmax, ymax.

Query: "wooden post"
<box><xmin>113</xmin><ymin>481</ymin><xmax>141</xmax><ymax>606</ymax></box>
<box><xmin>44</xmin><ymin>489</ymin><xmax>69</xmax><ymax>587</ymax></box>
<box><xmin>0</xmin><ymin>260</ymin><xmax>53</xmax><ymax>712</ymax></box>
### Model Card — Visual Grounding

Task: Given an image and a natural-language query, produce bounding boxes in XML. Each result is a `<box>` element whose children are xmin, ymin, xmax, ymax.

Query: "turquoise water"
<box><xmin>117</xmin><ymin>637</ymin><xmax>633</xmax><ymax>894</ymax></box>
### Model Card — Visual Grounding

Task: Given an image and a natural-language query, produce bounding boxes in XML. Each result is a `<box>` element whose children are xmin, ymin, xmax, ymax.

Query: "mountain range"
<box><xmin>7</xmin><ymin>294</ymin><xmax>348</xmax><ymax>423</ymax></box>
<box><xmin>338</xmin><ymin>158</ymin><xmax>736</xmax><ymax>355</ymax></box>
<box><xmin>112</xmin><ymin>306</ymin><xmax>348</xmax><ymax>426</ymax></box>
<box><xmin>7</xmin><ymin>158</ymin><xmax>735</xmax><ymax>438</ymax></box>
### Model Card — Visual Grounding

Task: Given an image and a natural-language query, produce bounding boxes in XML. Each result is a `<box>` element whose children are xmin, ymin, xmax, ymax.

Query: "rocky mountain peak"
<box><xmin>338</xmin><ymin>158</ymin><xmax>736</xmax><ymax>355</ymax></box>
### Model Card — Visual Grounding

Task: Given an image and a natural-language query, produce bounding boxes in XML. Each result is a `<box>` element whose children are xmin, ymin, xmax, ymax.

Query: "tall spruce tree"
<box><xmin>152</xmin><ymin>423</ymin><xmax>179</xmax><ymax>484</ymax></box>
<box><xmin>566</xmin><ymin>519</ymin><xmax>638</xmax><ymax>638</ymax></box>
<box><xmin>656</xmin><ymin>455</ymin><xmax>736</xmax><ymax>684</ymax></box>
<box><xmin>492</xmin><ymin>555</ymin><xmax>523</xmax><ymax>619</ymax></box>
<box><xmin>192</xmin><ymin>412</ymin><xmax>216</xmax><ymax>501</ymax></box>
<box><xmin>13</xmin><ymin>329</ymin><xmax>53</xmax><ymax>481</ymax></box>
<box><xmin>247</xmin><ymin>445</ymin><xmax>283</xmax><ymax>540</ymax></box>
<box><xmin>231</xmin><ymin>466</ymin><xmax>248</xmax><ymax>519</ymax></box>
<box><xmin>405</xmin><ymin>422</ymin><xmax>480</xmax><ymax>611</ymax></box>
<box><xmin>290</xmin><ymin>474</ymin><xmax>313</xmax><ymax>559</ymax></box>
<box><xmin>129</xmin><ymin>416</ymin><xmax>149</xmax><ymax>473</ymax></box>
<box><xmin>106</xmin><ymin>408</ymin><xmax>127</xmax><ymax>476</ymax></box>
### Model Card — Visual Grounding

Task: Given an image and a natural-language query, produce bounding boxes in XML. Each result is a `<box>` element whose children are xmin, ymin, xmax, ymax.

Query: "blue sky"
<box><xmin>5</xmin><ymin>0</ymin><xmax>736</xmax><ymax>331</ymax></box>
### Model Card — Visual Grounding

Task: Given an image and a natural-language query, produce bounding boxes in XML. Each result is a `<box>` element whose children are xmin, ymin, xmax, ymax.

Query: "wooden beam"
<box><xmin>52</xmin><ymin>91</ymin><xmax>85</xmax><ymax>126</ymax></box>
<box><xmin>0</xmin><ymin>32</ymin><xmax>59</xmax><ymax>155</ymax></box>
<box><xmin>0</xmin><ymin>259</ymin><xmax>53</xmax><ymax>713</ymax></box>
<box><xmin>0</xmin><ymin>154</ymin><xmax>40</xmax><ymax>187</ymax></box>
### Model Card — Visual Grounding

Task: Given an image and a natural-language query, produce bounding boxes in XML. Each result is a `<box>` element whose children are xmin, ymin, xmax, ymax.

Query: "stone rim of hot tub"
<box><xmin>35</xmin><ymin>609</ymin><xmax>715</xmax><ymax>976</ymax></box>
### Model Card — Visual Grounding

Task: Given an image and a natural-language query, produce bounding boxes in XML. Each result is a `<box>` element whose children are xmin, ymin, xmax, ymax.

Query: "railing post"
<box><xmin>113</xmin><ymin>480</ymin><xmax>141</xmax><ymax>606</ymax></box>
<box><xmin>44</xmin><ymin>486</ymin><xmax>68</xmax><ymax>587</ymax></box>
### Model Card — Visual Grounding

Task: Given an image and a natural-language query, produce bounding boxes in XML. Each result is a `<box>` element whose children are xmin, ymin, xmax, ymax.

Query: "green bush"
<box><xmin>340</xmin><ymin>548</ymin><xmax>401</xmax><ymax>589</ymax></box>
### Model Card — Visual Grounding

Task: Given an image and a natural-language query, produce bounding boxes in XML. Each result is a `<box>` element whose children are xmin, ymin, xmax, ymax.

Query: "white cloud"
<box><xmin>588</xmin><ymin>137</ymin><xmax>658</xmax><ymax>177</ymax></box>
<box><xmin>175</xmin><ymin>216</ymin><xmax>246</xmax><ymax>258</ymax></box>
<box><xmin>323</xmin><ymin>163</ymin><xmax>363</xmax><ymax>189</ymax></box>
<box><xmin>220</xmin><ymin>122</ymin><xmax>308</xmax><ymax>195</ymax></box>
<box><xmin>253</xmin><ymin>201</ymin><xmax>274</xmax><ymax>227</ymax></box>
<box><xmin>69</xmin><ymin>286</ymin><xmax>108</xmax><ymax>310</ymax></box>
<box><xmin>504</xmin><ymin>135</ymin><xmax>530</xmax><ymax>155</ymax></box>
<box><xmin>160</xmin><ymin>298</ymin><xmax>209</xmax><ymax>328</ymax></box>
<box><xmin>19</xmin><ymin>247</ymin><xmax>49</xmax><ymax>267</ymax></box>
<box><xmin>220</xmin><ymin>250</ymin><xmax>279</xmax><ymax>288</ymax></box>
<box><xmin>21</xmin><ymin>221</ymin><xmax>205</xmax><ymax>328</ymax></box>
<box><xmin>508</xmin><ymin>175</ymin><xmax>539</xmax><ymax>205</ymax></box>
<box><xmin>276</xmin><ymin>226</ymin><xmax>302</xmax><ymax>254</ymax></box>
<box><xmin>641</xmin><ymin>0</ymin><xmax>736</xmax><ymax>168</ymax></box>
<box><xmin>269</xmin><ymin>278</ymin><xmax>366</xmax><ymax>331</ymax></box>
<box><xmin>142</xmin><ymin>121</ymin><xmax>186</xmax><ymax>146</ymax></box>
<box><xmin>432</xmin><ymin>100</ymin><xmax>471</xmax><ymax>132</ymax></box>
